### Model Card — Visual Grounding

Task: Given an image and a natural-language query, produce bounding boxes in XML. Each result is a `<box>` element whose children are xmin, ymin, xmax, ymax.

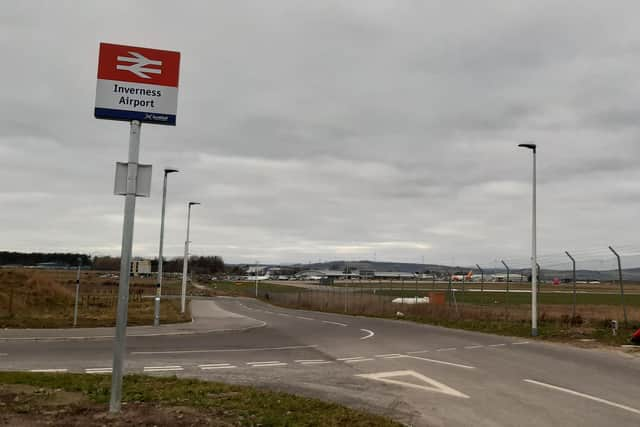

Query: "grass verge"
<box><xmin>0</xmin><ymin>372</ymin><xmax>400</xmax><ymax>427</ymax></box>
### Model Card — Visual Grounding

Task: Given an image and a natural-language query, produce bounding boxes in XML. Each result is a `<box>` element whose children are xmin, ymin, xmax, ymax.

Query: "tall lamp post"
<box><xmin>518</xmin><ymin>142</ymin><xmax>538</xmax><ymax>336</ymax></box>
<box><xmin>181</xmin><ymin>201</ymin><xmax>200</xmax><ymax>314</ymax></box>
<box><xmin>154</xmin><ymin>168</ymin><xmax>179</xmax><ymax>326</ymax></box>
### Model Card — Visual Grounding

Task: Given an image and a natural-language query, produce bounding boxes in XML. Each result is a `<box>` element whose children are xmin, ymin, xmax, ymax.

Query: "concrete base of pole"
<box><xmin>531</xmin><ymin>328</ymin><xmax>538</xmax><ymax>337</ymax></box>
<box><xmin>153</xmin><ymin>297</ymin><xmax>160</xmax><ymax>327</ymax></box>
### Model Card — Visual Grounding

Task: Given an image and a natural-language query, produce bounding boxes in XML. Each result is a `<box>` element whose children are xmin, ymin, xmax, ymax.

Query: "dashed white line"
<box><xmin>0</xmin><ymin>353</ymin><xmax>7</xmax><ymax>356</ymax></box>
<box><xmin>199</xmin><ymin>363</ymin><xmax>236</xmax><ymax>370</ymax></box>
<box><xmin>464</xmin><ymin>345</ymin><xmax>483</xmax><ymax>349</ymax></box>
<box><xmin>337</xmin><ymin>356</ymin><xmax>367</xmax><ymax>361</ymax></box>
<box><xmin>322</xmin><ymin>320</ymin><xmax>348</xmax><ymax>327</ymax></box>
<box><xmin>406</xmin><ymin>355</ymin><xmax>476</xmax><ymax>370</ymax></box>
<box><xmin>30</xmin><ymin>369</ymin><xmax>68</xmax><ymax>373</ymax></box>
<box><xmin>345</xmin><ymin>358</ymin><xmax>375</xmax><ymax>363</ymax></box>
<box><xmin>360</xmin><ymin>329</ymin><xmax>375</xmax><ymax>340</ymax></box>
<box><xmin>407</xmin><ymin>350</ymin><xmax>431</xmax><ymax>355</ymax></box>
<box><xmin>276</xmin><ymin>313</ymin><xmax>291</xmax><ymax>317</ymax></box>
<box><xmin>376</xmin><ymin>353</ymin><xmax>403</xmax><ymax>358</ymax></box>
<box><xmin>436</xmin><ymin>347</ymin><xmax>457</xmax><ymax>352</ymax></box>
<box><xmin>524</xmin><ymin>379</ymin><xmax>640</xmax><ymax>416</ymax></box>
<box><xmin>85</xmin><ymin>368</ymin><xmax>112</xmax><ymax>374</ymax></box>
<box><xmin>299</xmin><ymin>361</ymin><xmax>333</xmax><ymax>365</ymax></box>
<box><xmin>512</xmin><ymin>341</ymin><xmax>530</xmax><ymax>345</ymax></box>
<box><xmin>143</xmin><ymin>365</ymin><xmax>184</xmax><ymax>372</ymax></box>
<box><xmin>488</xmin><ymin>343</ymin><xmax>507</xmax><ymax>347</ymax></box>
<box><xmin>247</xmin><ymin>361</ymin><xmax>288</xmax><ymax>367</ymax></box>
<box><xmin>295</xmin><ymin>316</ymin><xmax>314</xmax><ymax>321</ymax></box>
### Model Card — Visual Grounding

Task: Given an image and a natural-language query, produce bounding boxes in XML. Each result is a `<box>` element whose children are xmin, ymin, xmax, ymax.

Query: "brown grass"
<box><xmin>0</xmin><ymin>268</ymin><xmax>190</xmax><ymax>328</ymax></box>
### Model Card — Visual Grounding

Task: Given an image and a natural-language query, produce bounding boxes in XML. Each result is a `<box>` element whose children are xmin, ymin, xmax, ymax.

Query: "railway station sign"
<box><xmin>95</xmin><ymin>42</ymin><xmax>180</xmax><ymax>125</ymax></box>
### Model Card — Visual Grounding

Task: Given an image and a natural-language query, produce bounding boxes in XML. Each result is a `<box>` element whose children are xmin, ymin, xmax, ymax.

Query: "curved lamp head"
<box><xmin>188</xmin><ymin>201</ymin><xmax>200</xmax><ymax>207</ymax></box>
<box><xmin>518</xmin><ymin>143</ymin><xmax>536</xmax><ymax>152</ymax></box>
<box><xmin>164</xmin><ymin>168</ymin><xmax>179</xmax><ymax>174</ymax></box>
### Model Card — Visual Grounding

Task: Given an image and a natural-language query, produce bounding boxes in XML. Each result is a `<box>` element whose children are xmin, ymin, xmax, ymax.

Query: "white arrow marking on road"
<box><xmin>406</xmin><ymin>355</ymin><xmax>476</xmax><ymax>370</ymax></box>
<box><xmin>116</xmin><ymin>51</ymin><xmax>162</xmax><ymax>79</ymax></box>
<box><xmin>360</xmin><ymin>329</ymin><xmax>375</xmax><ymax>340</ymax></box>
<box><xmin>357</xmin><ymin>370</ymin><xmax>469</xmax><ymax>398</ymax></box>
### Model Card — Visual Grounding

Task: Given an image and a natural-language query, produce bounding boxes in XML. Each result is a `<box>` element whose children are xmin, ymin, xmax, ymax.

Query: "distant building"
<box><xmin>130</xmin><ymin>259</ymin><xmax>152</xmax><ymax>277</ymax></box>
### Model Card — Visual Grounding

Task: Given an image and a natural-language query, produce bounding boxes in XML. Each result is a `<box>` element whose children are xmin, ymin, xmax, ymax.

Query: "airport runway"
<box><xmin>1</xmin><ymin>298</ymin><xmax>639</xmax><ymax>426</ymax></box>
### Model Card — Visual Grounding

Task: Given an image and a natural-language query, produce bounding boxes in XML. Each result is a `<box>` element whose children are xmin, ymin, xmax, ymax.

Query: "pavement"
<box><xmin>1</xmin><ymin>297</ymin><xmax>639</xmax><ymax>426</ymax></box>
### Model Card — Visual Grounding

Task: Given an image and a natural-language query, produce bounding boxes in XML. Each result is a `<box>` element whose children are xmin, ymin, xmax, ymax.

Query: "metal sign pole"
<box><xmin>109</xmin><ymin>120</ymin><xmax>141</xmax><ymax>413</ymax></box>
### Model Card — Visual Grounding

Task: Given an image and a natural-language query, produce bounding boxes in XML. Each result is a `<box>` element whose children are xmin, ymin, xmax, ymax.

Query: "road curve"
<box><xmin>1</xmin><ymin>297</ymin><xmax>639</xmax><ymax>426</ymax></box>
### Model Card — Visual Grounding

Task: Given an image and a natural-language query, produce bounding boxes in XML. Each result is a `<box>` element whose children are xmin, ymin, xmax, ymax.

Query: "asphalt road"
<box><xmin>1</xmin><ymin>297</ymin><xmax>639</xmax><ymax>426</ymax></box>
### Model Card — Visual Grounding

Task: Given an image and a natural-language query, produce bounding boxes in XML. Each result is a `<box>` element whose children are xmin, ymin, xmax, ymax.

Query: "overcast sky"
<box><xmin>2</xmin><ymin>1</ymin><xmax>640</xmax><ymax>268</ymax></box>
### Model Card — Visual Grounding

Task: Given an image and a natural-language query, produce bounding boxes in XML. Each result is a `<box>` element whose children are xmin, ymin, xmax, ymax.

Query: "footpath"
<box><xmin>0</xmin><ymin>299</ymin><xmax>265</xmax><ymax>341</ymax></box>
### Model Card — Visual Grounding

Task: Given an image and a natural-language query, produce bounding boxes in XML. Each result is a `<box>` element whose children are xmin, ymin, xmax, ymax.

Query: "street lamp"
<box><xmin>181</xmin><ymin>201</ymin><xmax>200</xmax><ymax>313</ymax></box>
<box><xmin>518</xmin><ymin>142</ymin><xmax>538</xmax><ymax>336</ymax></box>
<box><xmin>154</xmin><ymin>168</ymin><xmax>179</xmax><ymax>327</ymax></box>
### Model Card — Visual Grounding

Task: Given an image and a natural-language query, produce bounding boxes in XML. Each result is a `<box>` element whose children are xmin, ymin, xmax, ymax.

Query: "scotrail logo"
<box><xmin>116</xmin><ymin>52</ymin><xmax>162</xmax><ymax>79</ymax></box>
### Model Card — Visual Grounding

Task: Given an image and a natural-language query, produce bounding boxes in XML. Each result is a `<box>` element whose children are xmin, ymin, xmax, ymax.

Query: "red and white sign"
<box><xmin>95</xmin><ymin>43</ymin><xmax>180</xmax><ymax>125</ymax></box>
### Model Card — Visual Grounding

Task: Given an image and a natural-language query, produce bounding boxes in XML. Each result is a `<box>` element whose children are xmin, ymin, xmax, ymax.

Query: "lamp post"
<box><xmin>154</xmin><ymin>168</ymin><xmax>179</xmax><ymax>326</ymax></box>
<box><xmin>181</xmin><ymin>201</ymin><xmax>200</xmax><ymax>314</ymax></box>
<box><xmin>518</xmin><ymin>142</ymin><xmax>538</xmax><ymax>336</ymax></box>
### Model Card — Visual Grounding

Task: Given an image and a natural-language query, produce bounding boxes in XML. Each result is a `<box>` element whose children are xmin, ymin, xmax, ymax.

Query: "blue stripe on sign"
<box><xmin>94</xmin><ymin>108</ymin><xmax>176</xmax><ymax>126</ymax></box>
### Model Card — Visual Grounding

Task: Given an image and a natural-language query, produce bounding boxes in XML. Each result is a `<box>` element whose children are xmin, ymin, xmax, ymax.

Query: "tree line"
<box><xmin>0</xmin><ymin>251</ymin><xmax>226</xmax><ymax>274</ymax></box>
<box><xmin>0</xmin><ymin>251</ymin><xmax>91</xmax><ymax>267</ymax></box>
<box><xmin>93</xmin><ymin>255</ymin><xmax>226</xmax><ymax>274</ymax></box>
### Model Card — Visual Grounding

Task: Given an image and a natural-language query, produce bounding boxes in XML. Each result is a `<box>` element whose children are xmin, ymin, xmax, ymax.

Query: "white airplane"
<box><xmin>451</xmin><ymin>271</ymin><xmax>474</xmax><ymax>282</ymax></box>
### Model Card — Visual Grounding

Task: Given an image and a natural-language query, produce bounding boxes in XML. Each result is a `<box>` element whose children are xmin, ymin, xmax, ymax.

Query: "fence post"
<box><xmin>608</xmin><ymin>246</ymin><xmax>628</xmax><ymax>325</ymax></box>
<box><xmin>501</xmin><ymin>260</ymin><xmax>510</xmax><ymax>315</ymax></box>
<box><xmin>447</xmin><ymin>269</ymin><xmax>452</xmax><ymax>308</ymax></box>
<box><xmin>476</xmin><ymin>264</ymin><xmax>484</xmax><ymax>306</ymax></box>
<box><xmin>565</xmin><ymin>251</ymin><xmax>576</xmax><ymax>319</ymax></box>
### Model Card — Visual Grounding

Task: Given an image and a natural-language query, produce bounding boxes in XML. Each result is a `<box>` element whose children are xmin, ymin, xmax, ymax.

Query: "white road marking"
<box><xmin>357</xmin><ymin>370</ymin><xmax>469</xmax><ymax>398</ymax></box>
<box><xmin>406</xmin><ymin>355</ymin><xmax>476</xmax><ymax>370</ymax></box>
<box><xmin>345</xmin><ymin>358</ymin><xmax>375</xmax><ymax>363</ymax></box>
<box><xmin>360</xmin><ymin>329</ymin><xmax>375</xmax><ymax>340</ymax></box>
<box><xmin>276</xmin><ymin>313</ymin><xmax>291</xmax><ymax>317</ymax></box>
<box><xmin>247</xmin><ymin>361</ymin><xmax>288</xmax><ymax>367</ymax></box>
<box><xmin>199</xmin><ymin>363</ymin><xmax>236</xmax><ymax>370</ymax></box>
<box><xmin>294</xmin><ymin>359</ymin><xmax>325</xmax><ymax>363</ymax></box>
<box><xmin>337</xmin><ymin>356</ymin><xmax>367</xmax><ymax>361</ymax></box>
<box><xmin>406</xmin><ymin>350</ymin><xmax>431</xmax><ymax>355</ymax></box>
<box><xmin>376</xmin><ymin>353</ymin><xmax>403</xmax><ymax>358</ymax></box>
<box><xmin>131</xmin><ymin>344</ymin><xmax>318</xmax><ymax>355</ymax></box>
<box><xmin>85</xmin><ymin>368</ymin><xmax>112</xmax><ymax>374</ymax></box>
<box><xmin>524</xmin><ymin>379</ymin><xmax>640</xmax><ymax>416</ymax></box>
<box><xmin>436</xmin><ymin>347</ymin><xmax>457</xmax><ymax>352</ymax></box>
<box><xmin>512</xmin><ymin>341</ymin><xmax>530</xmax><ymax>345</ymax></box>
<box><xmin>30</xmin><ymin>369</ymin><xmax>68</xmax><ymax>373</ymax></box>
<box><xmin>247</xmin><ymin>361</ymin><xmax>281</xmax><ymax>365</ymax></box>
<box><xmin>299</xmin><ymin>361</ymin><xmax>333</xmax><ymax>365</ymax></box>
<box><xmin>488</xmin><ymin>343</ymin><xmax>507</xmax><ymax>347</ymax></box>
<box><xmin>295</xmin><ymin>316</ymin><xmax>314</xmax><ymax>320</ymax></box>
<box><xmin>144</xmin><ymin>365</ymin><xmax>183</xmax><ymax>372</ymax></box>
<box><xmin>322</xmin><ymin>320</ymin><xmax>348</xmax><ymax>327</ymax></box>
<box><xmin>0</xmin><ymin>353</ymin><xmax>7</xmax><ymax>356</ymax></box>
<box><xmin>464</xmin><ymin>345</ymin><xmax>483</xmax><ymax>349</ymax></box>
